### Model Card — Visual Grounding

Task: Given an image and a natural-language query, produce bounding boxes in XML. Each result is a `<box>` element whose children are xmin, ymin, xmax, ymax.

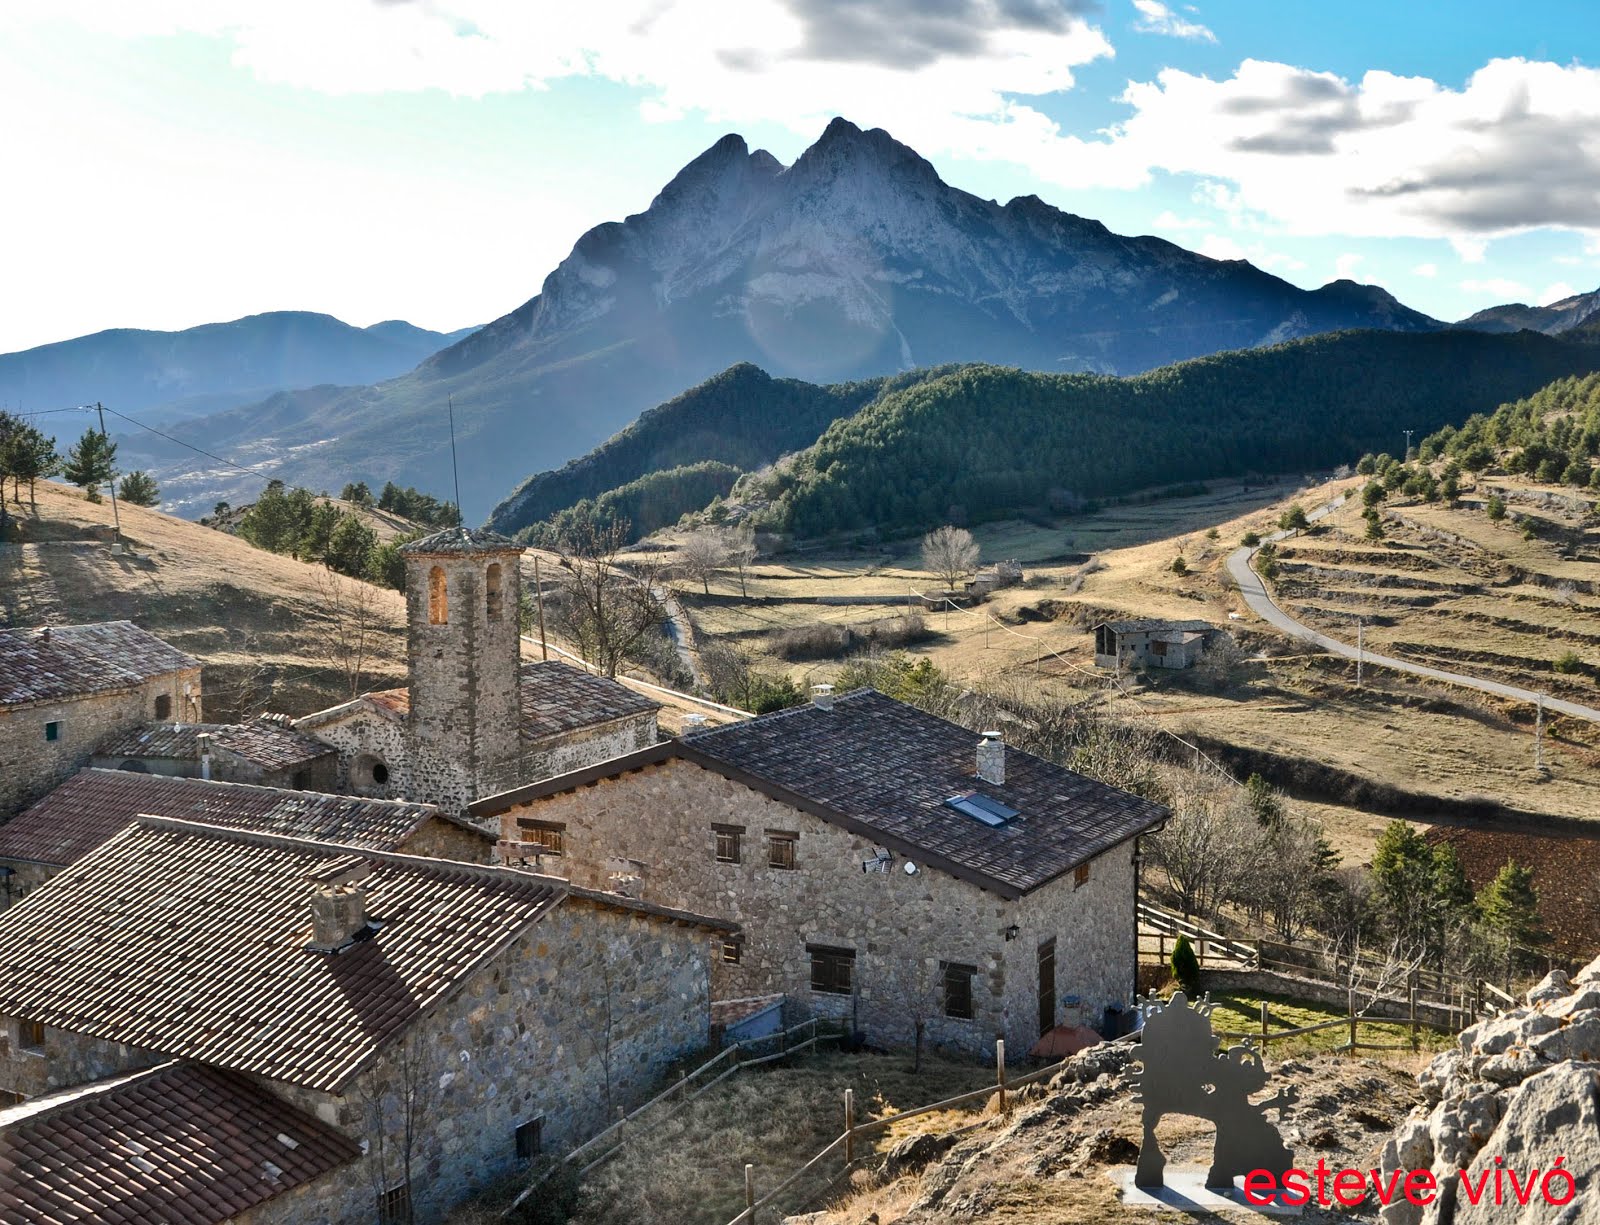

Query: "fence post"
<box><xmin>1409</xmin><ymin>985</ymin><xmax>1418</xmax><ymax>1052</ymax></box>
<box><xmin>844</xmin><ymin>1089</ymin><xmax>855</xmax><ymax>1168</ymax></box>
<box><xmin>1260</xmin><ymin>1000</ymin><xmax>1269</xmax><ymax>1044</ymax></box>
<box><xmin>1347</xmin><ymin>990</ymin><xmax>1357</xmax><ymax>1051</ymax></box>
<box><xmin>678</xmin><ymin>1069</ymin><xmax>687</xmax><ymax>1102</ymax></box>
<box><xmin>744</xmin><ymin>1163</ymin><xmax>755</xmax><ymax>1224</ymax></box>
<box><xmin>997</xmin><ymin>1039</ymin><xmax>1008</xmax><ymax>1114</ymax></box>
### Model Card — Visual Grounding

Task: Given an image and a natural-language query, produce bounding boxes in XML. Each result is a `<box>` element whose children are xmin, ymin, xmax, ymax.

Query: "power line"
<box><xmin>97</xmin><ymin>405</ymin><xmax>279</xmax><ymax>485</ymax></box>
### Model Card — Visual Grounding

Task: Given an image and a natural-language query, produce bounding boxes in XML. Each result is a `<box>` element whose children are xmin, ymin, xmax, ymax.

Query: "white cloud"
<box><xmin>1193</xmin><ymin>233</ymin><xmax>1303</xmax><ymax>273</ymax></box>
<box><xmin>1334</xmin><ymin>253</ymin><xmax>1363</xmax><ymax>280</ymax></box>
<box><xmin>1152</xmin><ymin>209</ymin><xmax>1212</xmax><ymax>230</ymax></box>
<box><xmin>1412</xmin><ymin>262</ymin><xmax>1438</xmax><ymax>278</ymax></box>
<box><xmin>1461</xmin><ymin>278</ymin><xmax>1534</xmax><ymax>301</ymax></box>
<box><xmin>1450</xmin><ymin>236</ymin><xmax>1490</xmax><ymax>264</ymax></box>
<box><xmin>1131</xmin><ymin>0</ymin><xmax>1216</xmax><ymax>42</ymax></box>
<box><xmin>1198</xmin><ymin>234</ymin><xmax>1245</xmax><ymax>260</ymax></box>
<box><xmin>1540</xmin><ymin>282</ymin><xmax>1579</xmax><ymax>306</ymax></box>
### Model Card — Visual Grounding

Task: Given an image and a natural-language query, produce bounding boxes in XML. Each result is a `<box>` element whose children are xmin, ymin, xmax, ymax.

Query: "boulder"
<box><xmin>1525</xmin><ymin>970</ymin><xmax>1569</xmax><ymax>1006</ymax></box>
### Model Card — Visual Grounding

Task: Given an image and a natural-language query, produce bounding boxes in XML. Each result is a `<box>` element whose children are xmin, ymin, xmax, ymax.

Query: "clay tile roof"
<box><xmin>94</xmin><ymin>720</ymin><xmax>335</xmax><ymax>771</ymax></box>
<box><xmin>517</xmin><ymin>660</ymin><xmax>658</xmax><ymax>740</ymax></box>
<box><xmin>679</xmin><ymin>689</ymin><xmax>1167</xmax><ymax>897</ymax></box>
<box><xmin>400</xmin><ymin>525</ymin><xmax>521</xmax><ymax>555</ymax></box>
<box><xmin>0</xmin><ymin>818</ymin><xmax>565</xmax><ymax>1091</ymax></box>
<box><xmin>0</xmin><ymin>1061</ymin><xmax>360</xmax><ymax>1224</ymax></box>
<box><xmin>0</xmin><ymin>769</ymin><xmax>447</xmax><ymax>868</ymax></box>
<box><xmin>0</xmin><ymin>622</ymin><xmax>196</xmax><ymax>706</ymax></box>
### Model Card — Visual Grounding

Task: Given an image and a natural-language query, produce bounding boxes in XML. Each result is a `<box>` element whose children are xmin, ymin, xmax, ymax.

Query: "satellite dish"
<box><xmin>903</xmin><ymin>860</ymin><xmax>919</xmax><ymax>876</ymax></box>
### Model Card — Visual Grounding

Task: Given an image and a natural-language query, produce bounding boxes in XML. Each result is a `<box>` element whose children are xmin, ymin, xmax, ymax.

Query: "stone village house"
<box><xmin>0</xmin><ymin>621</ymin><xmax>202</xmax><ymax>819</ymax></box>
<box><xmin>0</xmin><ymin>766</ymin><xmax>490</xmax><ymax>908</ymax></box>
<box><xmin>0</xmin><ymin>816</ymin><xmax>731</xmax><ymax>1223</ymax></box>
<box><xmin>472</xmin><ymin>686</ymin><xmax>1169</xmax><ymax>1059</ymax></box>
<box><xmin>91</xmin><ymin>715</ymin><xmax>339</xmax><ymax>790</ymax></box>
<box><xmin>293</xmin><ymin>526</ymin><xmax>659</xmax><ymax>816</ymax></box>
<box><xmin>1092</xmin><ymin>618</ymin><xmax>1218</xmax><ymax>671</ymax></box>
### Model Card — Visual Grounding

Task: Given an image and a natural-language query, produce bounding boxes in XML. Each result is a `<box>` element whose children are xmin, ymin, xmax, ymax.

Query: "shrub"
<box><xmin>1278</xmin><ymin>504</ymin><xmax>1309</xmax><ymax>531</ymax></box>
<box><xmin>1170</xmin><ymin>935</ymin><xmax>1201</xmax><ymax>996</ymax></box>
<box><xmin>1240</xmin><ymin>531</ymin><xmax>1261</xmax><ymax>547</ymax></box>
<box><xmin>1554</xmin><ymin>650</ymin><xmax>1584</xmax><ymax>675</ymax></box>
<box><xmin>770</xmin><ymin>613</ymin><xmax>931</xmax><ymax>661</ymax></box>
<box><xmin>1170</xmin><ymin>556</ymin><xmax>1188</xmax><ymax>576</ymax></box>
<box><xmin>1486</xmin><ymin>494</ymin><xmax>1507</xmax><ymax>522</ymax></box>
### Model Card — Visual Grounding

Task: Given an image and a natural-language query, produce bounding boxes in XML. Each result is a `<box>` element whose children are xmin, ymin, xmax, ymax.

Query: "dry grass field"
<box><xmin>667</xmin><ymin>472</ymin><xmax>1600</xmax><ymax>865</ymax></box>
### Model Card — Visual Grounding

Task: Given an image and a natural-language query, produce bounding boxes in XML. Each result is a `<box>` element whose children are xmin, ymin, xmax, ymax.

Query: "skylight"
<box><xmin>944</xmin><ymin>792</ymin><xmax>1018</xmax><ymax>826</ymax></box>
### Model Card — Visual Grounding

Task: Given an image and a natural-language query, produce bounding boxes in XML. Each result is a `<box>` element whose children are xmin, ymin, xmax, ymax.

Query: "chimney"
<box><xmin>305</xmin><ymin>859</ymin><xmax>373</xmax><ymax>953</ymax></box>
<box><xmin>812</xmin><ymin>683</ymin><xmax>834</xmax><ymax>711</ymax></box>
<box><xmin>37</xmin><ymin>626</ymin><xmax>50</xmax><ymax>646</ymax></box>
<box><xmin>196</xmin><ymin>732</ymin><xmax>212</xmax><ymax>781</ymax></box>
<box><xmin>681</xmin><ymin>713</ymin><xmax>708</xmax><ymax>733</ymax></box>
<box><xmin>976</xmin><ymin>731</ymin><xmax>1005</xmax><ymax>786</ymax></box>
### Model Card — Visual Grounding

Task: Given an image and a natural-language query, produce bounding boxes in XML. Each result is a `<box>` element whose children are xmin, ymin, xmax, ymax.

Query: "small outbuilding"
<box><xmin>1093</xmin><ymin>619</ymin><xmax>1216</xmax><ymax>671</ymax></box>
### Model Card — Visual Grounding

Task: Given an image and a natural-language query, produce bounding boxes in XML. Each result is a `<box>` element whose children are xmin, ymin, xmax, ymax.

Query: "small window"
<box><xmin>1074</xmin><ymin>863</ymin><xmax>1090</xmax><ymax>889</ymax></box>
<box><xmin>515</xmin><ymin>1116</ymin><xmax>543</xmax><ymax>1161</ymax></box>
<box><xmin>44</xmin><ymin>721</ymin><xmax>61</xmax><ymax>743</ymax></box>
<box><xmin>379</xmin><ymin>1183</ymin><xmax>412</xmax><ymax>1224</ymax></box>
<box><xmin>714</xmin><ymin>825</ymin><xmax>743</xmax><ymax>864</ymax></box>
<box><xmin>20</xmin><ymin>1019</ymin><xmax>45</xmax><ymax>1051</ymax></box>
<box><xmin>428</xmin><ymin>565</ymin><xmax>449</xmax><ymax>625</ymax></box>
<box><xmin>153</xmin><ymin>693</ymin><xmax>171</xmax><ymax>720</ymax></box>
<box><xmin>942</xmin><ymin>962</ymin><xmax>976</xmax><ymax>1020</ymax></box>
<box><xmin>808</xmin><ymin>945</ymin><xmax>854</xmax><ymax>995</ymax></box>
<box><xmin>486</xmin><ymin>562</ymin><xmax>504</xmax><ymax>623</ymax></box>
<box><xmin>526</xmin><ymin>822</ymin><xmax>565</xmax><ymax>856</ymax></box>
<box><xmin>371</xmin><ymin>762</ymin><xmax>390</xmax><ymax>786</ymax></box>
<box><xmin>767</xmin><ymin>831</ymin><xmax>797</xmax><ymax>870</ymax></box>
<box><xmin>720</xmin><ymin>938</ymin><xmax>744</xmax><ymax>965</ymax></box>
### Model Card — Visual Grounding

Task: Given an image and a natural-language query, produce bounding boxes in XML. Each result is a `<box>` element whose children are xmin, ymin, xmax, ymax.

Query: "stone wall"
<box><xmin>397</xmin><ymin>816</ymin><xmax>494</xmax><ymax>865</ymax></box>
<box><xmin>496</xmin><ymin>759</ymin><xmax>1141</xmax><ymax>1058</ymax></box>
<box><xmin>250</xmin><ymin>898</ymin><xmax>715</xmax><ymax>1224</ymax></box>
<box><xmin>0</xmin><ymin>1014</ymin><xmax>164</xmax><ymax>1100</ymax></box>
<box><xmin>2</xmin><ymin>683</ymin><xmax>164</xmax><ymax>819</ymax></box>
<box><xmin>304</xmin><ymin>705</ymin><xmax>410</xmax><ymax>801</ymax></box>
<box><xmin>0</xmin><ymin>859</ymin><xmax>58</xmax><ymax>912</ymax></box>
<box><xmin>479</xmin><ymin>712</ymin><xmax>661</xmax><ymax>802</ymax></box>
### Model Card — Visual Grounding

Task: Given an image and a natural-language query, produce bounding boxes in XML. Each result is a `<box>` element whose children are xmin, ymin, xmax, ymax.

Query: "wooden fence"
<box><xmin>1211</xmin><ymin>989</ymin><xmax>1462</xmax><ymax>1055</ymax></box>
<box><xmin>505</xmin><ymin>1018</ymin><xmax>841</xmax><ymax>1216</ymax></box>
<box><xmin>726</xmin><ymin>1033</ymin><xmax>1141</xmax><ymax>1225</ymax></box>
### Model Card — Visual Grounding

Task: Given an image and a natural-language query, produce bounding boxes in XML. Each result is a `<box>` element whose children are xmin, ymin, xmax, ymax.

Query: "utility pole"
<box><xmin>1402</xmin><ymin>429</ymin><xmax>1415</xmax><ymax>462</ymax></box>
<box><xmin>95</xmin><ymin>402</ymin><xmax>122</xmax><ymax>548</ymax></box>
<box><xmin>532</xmin><ymin>554</ymin><xmax>549</xmax><ymax>661</ymax></box>
<box><xmin>1356</xmin><ymin>619</ymin><xmax>1364</xmax><ymax>687</ymax></box>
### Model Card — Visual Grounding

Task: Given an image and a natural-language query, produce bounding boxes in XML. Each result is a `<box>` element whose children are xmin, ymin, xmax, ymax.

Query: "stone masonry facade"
<box><xmin>244</xmin><ymin>902</ymin><xmax>716</xmax><ymax>1224</ymax></box>
<box><xmin>1</xmin><ymin>899</ymin><xmax>714</xmax><ymax>1221</ymax></box>
<box><xmin>0</xmin><ymin>664</ymin><xmax>201</xmax><ymax>819</ymax></box>
<box><xmin>497</xmin><ymin>759</ymin><xmax>1139</xmax><ymax>1059</ymax></box>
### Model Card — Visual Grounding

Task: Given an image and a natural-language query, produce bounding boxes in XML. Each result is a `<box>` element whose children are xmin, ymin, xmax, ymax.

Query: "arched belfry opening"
<box><xmin>486</xmin><ymin>562</ymin><xmax>503</xmax><ymax>623</ymax></box>
<box><xmin>428</xmin><ymin>566</ymin><xmax>449</xmax><ymax>625</ymax></box>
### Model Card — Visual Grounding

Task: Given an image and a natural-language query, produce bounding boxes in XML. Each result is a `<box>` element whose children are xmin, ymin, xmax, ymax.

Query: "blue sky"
<box><xmin>3</xmin><ymin>1</ymin><xmax>1598</xmax><ymax>353</ymax></box>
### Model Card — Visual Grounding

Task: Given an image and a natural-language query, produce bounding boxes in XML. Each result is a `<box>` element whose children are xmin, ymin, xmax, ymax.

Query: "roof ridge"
<box><xmin>684</xmin><ymin>686</ymin><xmax>877</xmax><ymax>740</ymax></box>
<box><xmin>0</xmin><ymin>1060</ymin><xmax>179</xmax><ymax>1131</ymax></box>
<box><xmin>79</xmin><ymin>767</ymin><xmax>435</xmax><ymax>814</ymax></box>
<box><xmin>131</xmin><ymin>814</ymin><xmax>569</xmax><ymax>892</ymax></box>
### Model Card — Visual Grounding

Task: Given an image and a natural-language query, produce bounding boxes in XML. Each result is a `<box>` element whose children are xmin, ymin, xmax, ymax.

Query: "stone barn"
<box><xmin>91</xmin><ymin>716</ymin><xmax>338</xmax><ymax>790</ymax></box>
<box><xmin>0</xmin><ymin>817</ymin><xmax>729</xmax><ymax>1222</ymax></box>
<box><xmin>0</xmin><ymin>622</ymin><xmax>201</xmax><ymax>819</ymax></box>
<box><xmin>295</xmin><ymin>526</ymin><xmax>659</xmax><ymax>816</ymax></box>
<box><xmin>1093</xmin><ymin>618</ymin><xmax>1216</xmax><ymax>671</ymax></box>
<box><xmin>472</xmin><ymin>686</ymin><xmax>1169</xmax><ymax>1059</ymax></box>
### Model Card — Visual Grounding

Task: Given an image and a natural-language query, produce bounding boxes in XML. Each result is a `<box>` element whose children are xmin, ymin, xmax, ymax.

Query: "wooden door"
<box><xmin>1037</xmin><ymin>938</ymin><xmax>1056</xmax><ymax>1037</ymax></box>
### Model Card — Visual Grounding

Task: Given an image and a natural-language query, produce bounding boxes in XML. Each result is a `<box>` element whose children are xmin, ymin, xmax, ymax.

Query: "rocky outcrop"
<box><xmin>1379</xmin><ymin>955</ymin><xmax>1600</xmax><ymax>1225</ymax></box>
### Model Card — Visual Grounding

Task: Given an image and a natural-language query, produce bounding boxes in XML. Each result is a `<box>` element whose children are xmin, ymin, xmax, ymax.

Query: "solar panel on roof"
<box><xmin>944</xmin><ymin>792</ymin><xmax>1019</xmax><ymax>826</ymax></box>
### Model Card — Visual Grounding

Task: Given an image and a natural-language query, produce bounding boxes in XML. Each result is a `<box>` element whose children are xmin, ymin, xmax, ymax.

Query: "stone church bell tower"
<box><xmin>399</xmin><ymin>526</ymin><xmax>525</xmax><ymax>810</ymax></box>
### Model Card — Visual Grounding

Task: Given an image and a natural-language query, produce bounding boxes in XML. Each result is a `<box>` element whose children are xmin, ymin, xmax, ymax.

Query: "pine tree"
<box><xmin>0</xmin><ymin>417</ymin><xmax>59</xmax><ymax>506</ymax></box>
<box><xmin>325</xmin><ymin>514</ymin><xmax>378</xmax><ymax>579</ymax></box>
<box><xmin>1170</xmin><ymin>934</ymin><xmax>1201</xmax><ymax>996</ymax></box>
<box><xmin>1478</xmin><ymin>859</ymin><xmax>1546</xmax><ymax>985</ymax></box>
<box><xmin>61</xmin><ymin>427</ymin><xmax>117</xmax><ymax>502</ymax></box>
<box><xmin>117</xmin><ymin>471</ymin><xmax>160</xmax><ymax>507</ymax></box>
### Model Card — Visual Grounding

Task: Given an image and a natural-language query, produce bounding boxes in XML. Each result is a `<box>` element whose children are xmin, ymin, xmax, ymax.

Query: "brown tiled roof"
<box><xmin>0</xmin><ymin>621</ymin><xmax>196</xmax><ymax>706</ymax></box>
<box><xmin>0</xmin><ymin>818</ymin><xmax>566</xmax><ymax>1091</ymax></box>
<box><xmin>517</xmin><ymin>660</ymin><xmax>658</xmax><ymax>740</ymax></box>
<box><xmin>400</xmin><ymin>525</ymin><xmax>521</xmax><ymax>555</ymax></box>
<box><xmin>0</xmin><ymin>1061</ymin><xmax>359</xmax><ymax>1224</ymax></box>
<box><xmin>309</xmin><ymin>662</ymin><xmax>657</xmax><ymax>743</ymax></box>
<box><xmin>473</xmin><ymin>690</ymin><xmax>1168</xmax><ymax>898</ymax></box>
<box><xmin>0</xmin><ymin>769</ymin><xmax>452</xmax><ymax>868</ymax></box>
<box><xmin>94</xmin><ymin>720</ymin><xmax>335</xmax><ymax>770</ymax></box>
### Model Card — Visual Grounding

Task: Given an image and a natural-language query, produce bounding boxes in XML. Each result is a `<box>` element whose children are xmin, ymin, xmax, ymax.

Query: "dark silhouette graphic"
<box><xmin>1133</xmin><ymin>992</ymin><xmax>1297</xmax><ymax>1191</ymax></box>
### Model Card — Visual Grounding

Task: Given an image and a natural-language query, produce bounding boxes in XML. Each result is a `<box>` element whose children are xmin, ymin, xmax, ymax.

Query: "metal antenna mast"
<box><xmin>447</xmin><ymin>396</ymin><xmax>463</xmax><ymax>525</ymax></box>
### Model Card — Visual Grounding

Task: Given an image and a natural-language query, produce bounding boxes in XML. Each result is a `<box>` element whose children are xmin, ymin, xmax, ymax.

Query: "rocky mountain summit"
<box><xmin>1381</xmin><ymin>955</ymin><xmax>1600</xmax><ymax>1225</ymax></box>
<box><xmin>129</xmin><ymin>118</ymin><xmax>1444</xmax><ymax>520</ymax></box>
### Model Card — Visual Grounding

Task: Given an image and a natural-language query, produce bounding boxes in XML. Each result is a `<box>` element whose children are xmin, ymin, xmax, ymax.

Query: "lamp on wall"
<box><xmin>1004</xmin><ymin>924</ymin><xmax>1020</xmax><ymax>942</ymax></box>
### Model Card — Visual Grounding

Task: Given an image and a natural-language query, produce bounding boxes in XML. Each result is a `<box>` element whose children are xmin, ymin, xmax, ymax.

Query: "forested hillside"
<box><xmin>490</xmin><ymin>362</ymin><xmax>963</xmax><ymax>540</ymax></box>
<box><xmin>1422</xmin><ymin>371</ymin><xmax>1600</xmax><ymax>486</ymax></box>
<box><xmin>744</xmin><ymin>330</ymin><xmax>1600</xmax><ymax>538</ymax></box>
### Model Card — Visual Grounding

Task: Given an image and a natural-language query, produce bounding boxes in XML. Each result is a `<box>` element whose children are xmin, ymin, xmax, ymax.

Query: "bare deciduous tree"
<box><xmin>1147</xmin><ymin>773</ymin><xmax>1259</xmax><ymax>920</ymax></box>
<box><xmin>552</xmin><ymin>518</ymin><xmax>667</xmax><ymax>678</ymax></box>
<box><xmin>313</xmin><ymin>569</ymin><xmax>385</xmax><ymax>699</ymax></box>
<box><xmin>359</xmin><ymin>1028</ymin><xmax>440</xmax><ymax>1224</ymax></box>
<box><xmin>678</xmin><ymin>528</ymin><xmax>730</xmax><ymax>595</ymax></box>
<box><xmin>921</xmin><ymin>524</ymin><xmax>980</xmax><ymax>592</ymax></box>
<box><xmin>725</xmin><ymin>521</ymin><xmax>757</xmax><ymax>598</ymax></box>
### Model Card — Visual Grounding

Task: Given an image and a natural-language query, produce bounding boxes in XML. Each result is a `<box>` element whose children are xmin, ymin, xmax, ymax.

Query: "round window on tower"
<box><xmin>353</xmin><ymin>754</ymin><xmax>391</xmax><ymax>791</ymax></box>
